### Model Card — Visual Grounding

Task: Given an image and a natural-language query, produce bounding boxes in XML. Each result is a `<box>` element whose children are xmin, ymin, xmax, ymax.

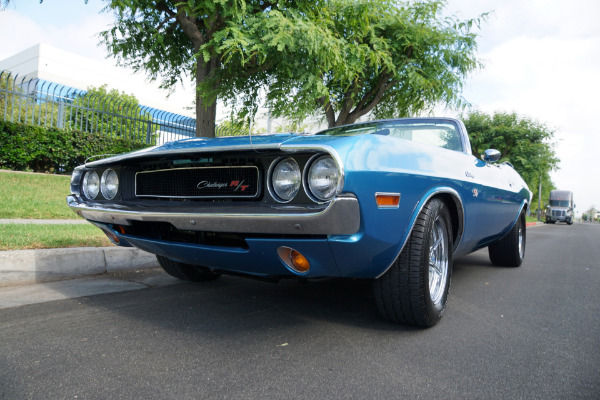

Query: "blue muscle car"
<box><xmin>67</xmin><ymin>118</ymin><xmax>531</xmax><ymax>327</ymax></box>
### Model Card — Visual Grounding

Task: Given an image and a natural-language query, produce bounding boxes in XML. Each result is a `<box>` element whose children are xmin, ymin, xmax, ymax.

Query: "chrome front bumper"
<box><xmin>67</xmin><ymin>194</ymin><xmax>360</xmax><ymax>235</ymax></box>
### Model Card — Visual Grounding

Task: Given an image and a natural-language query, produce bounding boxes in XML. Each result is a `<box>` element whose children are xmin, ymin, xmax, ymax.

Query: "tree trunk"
<box><xmin>195</xmin><ymin>90</ymin><xmax>216</xmax><ymax>138</ymax></box>
<box><xmin>174</xmin><ymin>8</ymin><xmax>219</xmax><ymax>138</ymax></box>
<box><xmin>194</xmin><ymin>57</ymin><xmax>217</xmax><ymax>138</ymax></box>
<box><xmin>326</xmin><ymin>73</ymin><xmax>395</xmax><ymax>128</ymax></box>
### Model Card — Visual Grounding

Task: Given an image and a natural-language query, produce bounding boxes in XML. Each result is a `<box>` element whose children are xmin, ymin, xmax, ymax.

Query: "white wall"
<box><xmin>0</xmin><ymin>43</ymin><xmax>195</xmax><ymax>118</ymax></box>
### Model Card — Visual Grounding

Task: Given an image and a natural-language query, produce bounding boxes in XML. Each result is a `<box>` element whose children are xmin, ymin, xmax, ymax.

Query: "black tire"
<box><xmin>156</xmin><ymin>255</ymin><xmax>221</xmax><ymax>282</ymax></box>
<box><xmin>373</xmin><ymin>198</ymin><xmax>453</xmax><ymax>328</ymax></box>
<box><xmin>488</xmin><ymin>213</ymin><xmax>525</xmax><ymax>267</ymax></box>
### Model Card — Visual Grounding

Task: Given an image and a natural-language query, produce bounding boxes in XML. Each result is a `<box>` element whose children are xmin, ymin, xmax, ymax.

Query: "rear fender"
<box><xmin>496</xmin><ymin>200</ymin><xmax>528</xmax><ymax>241</ymax></box>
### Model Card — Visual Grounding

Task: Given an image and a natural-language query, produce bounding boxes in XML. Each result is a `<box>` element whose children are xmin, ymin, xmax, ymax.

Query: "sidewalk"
<box><xmin>0</xmin><ymin>219</ymin><xmax>89</xmax><ymax>224</ymax></box>
<box><xmin>0</xmin><ymin>219</ymin><xmax>159</xmax><ymax>287</ymax></box>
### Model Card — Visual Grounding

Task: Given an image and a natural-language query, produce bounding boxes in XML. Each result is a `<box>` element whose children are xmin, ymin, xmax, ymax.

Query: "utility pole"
<box><xmin>537</xmin><ymin>174</ymin><xmax>542</xmax><ymax>221</ymax></box>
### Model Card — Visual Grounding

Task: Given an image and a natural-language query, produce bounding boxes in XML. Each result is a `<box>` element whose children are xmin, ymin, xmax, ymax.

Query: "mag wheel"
<box><xmin>373</xmin><ymin>198</ymin><xmax>453</xmax><ymax>328</ymax></box>
<box><xmin>488</xmin><ymin>213</ymin><xmax>525</xmax><ymax>268</ymax></box>
<box><xmin>156</xmin><ymin>255</ymin><xmax>221</xmax><ymax>282</ymax></box>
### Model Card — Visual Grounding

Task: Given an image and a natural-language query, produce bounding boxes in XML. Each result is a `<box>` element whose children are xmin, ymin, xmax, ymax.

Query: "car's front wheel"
<box><xmin>156</xmin><ymin>255</ymin><xmax>221</xmax><ymax>282</ymax></box>
<box><xmin>373</xmin><ymin>198</ymin><xmax>453</xmax><ymax>328</ymax></box>
<box><xmin>488</xmin><ymin>212</ymin><xmax>525</xmax><ymax>267</ymax></box>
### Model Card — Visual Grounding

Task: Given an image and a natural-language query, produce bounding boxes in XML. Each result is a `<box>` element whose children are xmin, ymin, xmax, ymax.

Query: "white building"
<box><xmin>0</xmin><ymin>42</ymin><xmax>195</xmax><ymax>118</ymax></box>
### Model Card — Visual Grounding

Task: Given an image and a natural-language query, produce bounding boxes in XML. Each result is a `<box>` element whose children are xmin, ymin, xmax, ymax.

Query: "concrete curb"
<box><xmin>526</xmin><ymin>221</ymin><xmax>545</xmax><ymax>227</ymax></box>
<box><xmin>0</xmin><ymin>247</ymin><xmax>159</xmax><ymax>287</ymax></box>
<box><xmin>0</xmin><ymin>221</ymin><xmax>548</xmax><ymax>287</ymax></box>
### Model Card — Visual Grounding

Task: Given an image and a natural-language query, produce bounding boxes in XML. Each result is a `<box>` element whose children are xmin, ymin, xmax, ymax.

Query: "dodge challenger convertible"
<box><xmin>67</xmin><ymin>118</ymin><xmax>531</xmax><ymax>327</ymax></box>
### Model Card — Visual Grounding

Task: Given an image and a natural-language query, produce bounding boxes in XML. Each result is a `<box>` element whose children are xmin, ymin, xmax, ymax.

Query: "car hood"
<box><xmin>83</xmin><ymin>133</ymin><xmax>305</xmax><ymax>167</ymax></box>
<box><xmin>83</xmin><ymin>133</ymin><xmax>382</xmax><ymax>168</ymax></box>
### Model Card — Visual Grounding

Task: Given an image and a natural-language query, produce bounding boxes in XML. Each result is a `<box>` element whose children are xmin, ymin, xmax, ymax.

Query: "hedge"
<box><xmin>0</xmin><ymin>120</ymin><xmax>151</xmax><ymax>174</ymax></box>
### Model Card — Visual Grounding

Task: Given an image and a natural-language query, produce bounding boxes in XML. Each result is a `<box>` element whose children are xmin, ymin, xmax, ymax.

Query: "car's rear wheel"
<box><xmin>156</xmin><ymin>255</ymin><xmax>221</xmax><ymax>282</ymax></box>
<box><xmin>373</xmin><ymin>198</ymin><xmax>453</xmax><ymax>328</ymax></box>
<box><xmin>488</xmin><ymin>212</ymin><xmax>525</xmax><ymax>267</ymax></box>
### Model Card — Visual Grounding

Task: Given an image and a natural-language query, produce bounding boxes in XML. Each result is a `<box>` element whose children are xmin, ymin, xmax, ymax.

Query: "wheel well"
<box><xmin>434</xmin><ymin>193</ymin><xmax>463</xmax><ymax>252</ymax></box>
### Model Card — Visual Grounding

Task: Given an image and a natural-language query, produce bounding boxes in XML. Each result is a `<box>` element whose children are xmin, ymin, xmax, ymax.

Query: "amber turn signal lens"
<box><xmin>375</xmin><ymin>193</ymin><xmax>400</xmax><ymax>208</ymax></box>
<box><xmin>290</xmin><ymin>250</ymin><xmax>310</xmax><ymax>273</ymax></box>
<box><xmin>277</xmin><ymin>246</ymin><xmax>311</xmax><ymax>274</ymax></box>
<box><xmin>102</xmin><ymin>229</ymin><xmax>120</xmax><ymax>245</ymax></box>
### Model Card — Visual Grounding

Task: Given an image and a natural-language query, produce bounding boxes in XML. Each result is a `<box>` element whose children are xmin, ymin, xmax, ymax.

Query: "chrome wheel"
<box><xmin>373</xmin><ymin>198</ymin><xmax>453</xmax><ymax>327</ymax></box>
<box><xmin>518</xmin><ymin>225</ymin><xmax>524</xmax><ymax>259</ymax></box>
<box><xmin>429</xmin><ymin>216</ymin><xmax>449</xmax><ymax>306</ymax></box>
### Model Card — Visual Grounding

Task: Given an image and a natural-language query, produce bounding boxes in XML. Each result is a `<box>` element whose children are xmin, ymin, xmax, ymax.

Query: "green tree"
<box><xmin>68</xmin><ymin>85</ymin><xmax>155</xmax><ymax>144</ymax></box>
<box><xmin>100</xmin><ymin>0</ymin><xmax>310</xmax><ymax>138</ymax></box>
<box><xmin>220</xmin><ymin>0</ymin><xmax>484</xmax><ymax>127</ymax></box>
<box><xmin>462</xmin><ymin>111</ymin><xmax>560</xmax><ymax>202</ymax></box>
<box><xmin>102</xmin><ymin>0</ymin><xmax>483</xmax><ymax>135</ymax></box>
<box><xmin>583</xmin><ymin>207</ymin><xmax>598</xmax><ymax>223</ymax></box>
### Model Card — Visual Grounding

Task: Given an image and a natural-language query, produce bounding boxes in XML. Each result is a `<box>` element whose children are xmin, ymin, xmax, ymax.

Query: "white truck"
<box><xmin>546</xmin><ymin>190</ymin><xmax>574</xmax><ymax>225</ymax></box>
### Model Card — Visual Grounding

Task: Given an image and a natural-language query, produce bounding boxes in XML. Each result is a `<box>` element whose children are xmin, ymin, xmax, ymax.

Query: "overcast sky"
<box><xmin>1</xmin><ymin>0</ymin><xmax>599</xmax><ymax>213</ymax></box>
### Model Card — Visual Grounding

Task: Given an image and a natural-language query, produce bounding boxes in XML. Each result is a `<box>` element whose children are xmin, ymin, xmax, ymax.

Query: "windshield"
<box><xmin>316</xmin><ymin>120</ymin><xmax>463</xmax><ymax>152</ymax></box>
<box><xmin>550</xmin><ymin>200</ymin><xmax>571</xmax><ymax>207</ymax></box>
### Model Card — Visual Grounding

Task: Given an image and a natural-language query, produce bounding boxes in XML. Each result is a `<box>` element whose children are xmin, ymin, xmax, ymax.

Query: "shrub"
<box><xmin>0</xmin><ymin>120</ymin><xmax>150</xmax><ymax>174</ymax></box>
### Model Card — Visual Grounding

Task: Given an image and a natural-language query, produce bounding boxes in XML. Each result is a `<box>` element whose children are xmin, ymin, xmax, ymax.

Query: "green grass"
<box><xmin>0</xmin><ymin>170</ymin><xmax>113</xmax><ymax>250</ymax></box>
<box><xmin>0</xmin><ymin>171</ymin><xmax>76</xmax><ymax>219</ymax></box>
<box><xmin>526</xmin><ymin>216</ymin><xmax>539</xmax><ymax>223</ymax></box>
<box><xmin>0</xmin><ymin>223</ymin><xmax>112</xmax><ymax>251</ymax></box>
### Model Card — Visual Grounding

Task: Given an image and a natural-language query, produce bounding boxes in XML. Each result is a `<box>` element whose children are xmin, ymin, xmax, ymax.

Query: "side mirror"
<box><xmin>481</xmin><ymin>149</ymin><xmax>501</xmax><ymax>163</ymax></box>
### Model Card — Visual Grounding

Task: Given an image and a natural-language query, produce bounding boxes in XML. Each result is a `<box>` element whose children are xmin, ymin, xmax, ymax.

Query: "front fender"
<box><xmin>327</xmin><ymin>173</ymin><xmax>467</xmax><ymax>279</ymax></box>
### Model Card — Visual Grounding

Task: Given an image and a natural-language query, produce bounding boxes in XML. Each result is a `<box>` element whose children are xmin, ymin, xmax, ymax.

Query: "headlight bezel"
<box><xmin>304</xmin><ymin>154</ymin><xmax>342</xmax><ymax>203</ymax></box>
<box><xmin>100</xmin><ymin>168</ymin><xmax>119</xmax><ymax>200</ymax></box>
<box><xmin>269</xmin><ymin>157</ymin><xmax>302</xmax><ymax>203</ymax></box>
<box><xmin>82</xmin><ymin>170</ymin><xmax>100</xmax><ymax>200</ymax></box>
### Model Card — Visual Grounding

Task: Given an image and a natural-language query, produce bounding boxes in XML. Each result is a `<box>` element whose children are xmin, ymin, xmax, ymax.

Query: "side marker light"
<box><xmin>375</xmin><ymin>192</ymin><xmax>401</xmax><ymax>208</ymax></box>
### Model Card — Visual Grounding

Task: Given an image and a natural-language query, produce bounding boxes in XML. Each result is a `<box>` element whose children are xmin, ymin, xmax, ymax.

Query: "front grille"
<box><xmin>551</xmin><ymin>210</ymin><xmax>565</xmax><ymax>217</ymax></box>
<box><xmin>135</xmin><ymin>166</ymin><xmax>259</xmax><ymax>199</ymax></box>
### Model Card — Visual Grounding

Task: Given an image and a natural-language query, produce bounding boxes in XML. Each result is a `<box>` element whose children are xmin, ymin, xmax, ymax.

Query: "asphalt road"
<box><xmin>1</xmin><ymin>223</ymin><xmax>599</xmax><ymax>400</ymax></box>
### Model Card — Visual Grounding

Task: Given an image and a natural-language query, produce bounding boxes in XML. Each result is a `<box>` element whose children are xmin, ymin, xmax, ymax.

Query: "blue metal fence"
<box><xmin>0</xmin><ymin>71</ymin><xmax>199</xmax><ymax>144</ymax></box>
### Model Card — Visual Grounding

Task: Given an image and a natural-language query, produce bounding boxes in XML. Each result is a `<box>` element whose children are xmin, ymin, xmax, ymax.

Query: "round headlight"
<box><xmin>271</xmin><ymin>158</ymin><xmax>301</xmax><ymax>202</ymax></box>
<box><xmin>82</xmin><ymin>170</ymin><xmax>100</xmax><ymax>199</ymax></box>
<box><xmin>307</xmin><ymin>156</ymin><xmax>340</xmax><ymax>201</ymax></box>
<box><xmin>101</xmin><ymin>169</ymin><xmax>119</xmax><ymax>200</ymax></box>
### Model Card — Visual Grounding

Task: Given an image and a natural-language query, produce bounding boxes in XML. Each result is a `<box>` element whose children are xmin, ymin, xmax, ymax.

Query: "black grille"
<box><xmin>136</xmin><ymin>166</ymin><xmax>259</xmax><ymax>198</ymax></box>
